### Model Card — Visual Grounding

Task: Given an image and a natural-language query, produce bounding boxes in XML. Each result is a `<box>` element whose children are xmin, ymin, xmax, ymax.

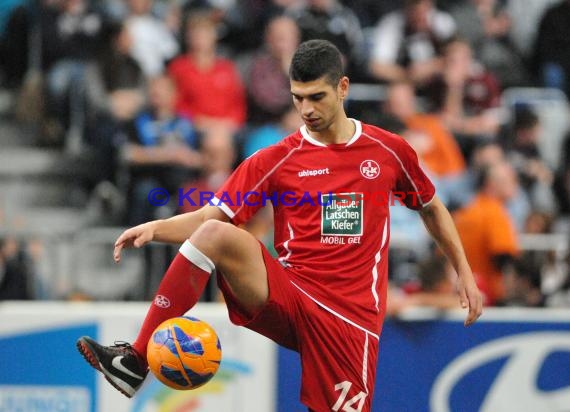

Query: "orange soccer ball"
<box><xmin>147</xmin><ymin>316</ymin><xmax>222</xmax><ymax>390</ymax></box>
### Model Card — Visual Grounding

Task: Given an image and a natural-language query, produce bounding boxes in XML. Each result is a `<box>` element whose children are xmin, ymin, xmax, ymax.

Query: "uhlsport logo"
<box><xmin>298</xmin><ymin>168</ymin><xmax>330</xmax><ymax>177</ymax></box>
<box><xmin>430</xmin><ymin>332</ymin><xmax>570</xmax><ymax>412</ymax></box>
<box><xmin>360</xmin><ymin>160</ymin><xmax>380</xmax><ymax>179</ymax></box>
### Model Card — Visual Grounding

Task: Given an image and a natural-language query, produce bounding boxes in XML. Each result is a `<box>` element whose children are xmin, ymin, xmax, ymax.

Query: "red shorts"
<box><xmin>217</xmin><ymin>242</ymin><xmax>378</xmax><ymax>412</ymax></box>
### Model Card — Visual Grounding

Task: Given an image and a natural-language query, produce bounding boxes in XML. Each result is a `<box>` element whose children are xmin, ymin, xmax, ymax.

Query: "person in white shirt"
<box><xmin>126</xmin><ymin>0</ymin><xmax>179</xmax><ymax>77</ymax></box>
<box><xmin>368</xmin><ymin>0</ymin><xmax>456</xmax><ymax>86</ymax></box>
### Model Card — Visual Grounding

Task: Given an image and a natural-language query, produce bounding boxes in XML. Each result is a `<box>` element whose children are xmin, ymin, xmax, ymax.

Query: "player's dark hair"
<box><xmin>289</xmin><ymin>39</ymin><xmax>343</xmax><ymax>86</ymax></box>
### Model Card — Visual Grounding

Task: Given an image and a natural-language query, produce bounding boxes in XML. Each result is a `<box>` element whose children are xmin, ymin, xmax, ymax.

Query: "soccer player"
<box><xmin>77</xmin><ymin>40</ymin><xmax>482</xmax><ymax>411</ymax></box>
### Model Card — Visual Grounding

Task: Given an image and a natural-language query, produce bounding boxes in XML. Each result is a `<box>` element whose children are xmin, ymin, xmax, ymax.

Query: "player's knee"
<box><xmin>190</xmin><ymin>220</ymin><xmax>233</xmax><ymax>257</ymax></box>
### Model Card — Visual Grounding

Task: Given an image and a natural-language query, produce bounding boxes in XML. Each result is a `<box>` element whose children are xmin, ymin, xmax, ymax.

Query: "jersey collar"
<box><xmin>300</xmin><ymin>119</ymin><xmax>362</xmax><ymax>147</ymax></box>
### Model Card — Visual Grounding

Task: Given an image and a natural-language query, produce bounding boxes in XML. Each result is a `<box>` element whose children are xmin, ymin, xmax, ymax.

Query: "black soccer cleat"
<box><xmin>77</xmin><ymin>336</ymin><xmax>148</xmax><ymax>398</ymax></box>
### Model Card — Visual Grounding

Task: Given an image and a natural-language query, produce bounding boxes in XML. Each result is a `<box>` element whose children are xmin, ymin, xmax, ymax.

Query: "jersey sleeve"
<box><xmin>214</xmin><ymin>150</ymin><xmax>273</xmax><ymax>225</ymax></box>
<box><xmin>392</xmin><ymin>139</ymin><xmax>436</xmax><ymax>210</ymax></box>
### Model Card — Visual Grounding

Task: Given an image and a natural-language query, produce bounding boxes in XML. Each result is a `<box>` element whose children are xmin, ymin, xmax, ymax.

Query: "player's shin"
<box><xmin>132</xmin><ymin>240</ymin><xmax>214</xmax><ymax>359</ymax></box>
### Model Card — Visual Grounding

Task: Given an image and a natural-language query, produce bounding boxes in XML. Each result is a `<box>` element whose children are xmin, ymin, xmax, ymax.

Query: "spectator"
<box><xmin>181</xmin><ymin>0</ymin><xmax>216</xmax><ymax>16</ymax></box>
<box><xmin>245</xmin><ymin>15</ymin><xmax>300</xmax><ymax>125</ymax></box>
<box><xmin>427</xmin><ymin>38</ymin><xmax>501</xmax><ymax>143</ymax></box>
<box><xmin>506</xmin><ymin>107</ymin><xmax>556</xmax><ymax>213</ymax></box>
<box><xmin>454</xmin><ymin>161</ymin><xmax>520</xmax><ymax>305</ymax></box>
<box><xmin>449</xmin><ymin>0</ymin><xmax>528</xmax><ymax>88</ymax></box>
<box><xmin>42</xmin><ymin>0</ymin><xmax>105</xmax><ymax>70</ymax></box>
<box><xmin>125</xmin><ymin>0</ymin><xmax>179</xmax><ymax>77</ymax></box>
<box><xmin>217</xmin><ymin>0</ymin><xmax>300</xmax><ymax>52</ymax></box>
<box><xmin>467</xmin><ymin>142</ymin><xmax>507</xmax><ymax>201</ymax></box>
<box><xmin>0</xmin><ymin>238</ymin><xmax>34</xmax><ymax>300</ymax></box>
<box><xmin>0</xmin><ymin>0</ymin><xmax>31</xmax><ymax>89</ymax></box>
<box><xmin>506</xmin><ymin>212</ymin><xmax>551</xmax><ymax>307</ymax></box>
<box><xmin>383</xmin><ymin>81</ymin><xmax>466</xmax><ymax>180</ymax></box>
<box><xmin>533</xmin><ymin>0</ymin><xmax>570</xmax><ymax>97</ymax></box>
<box><xmin>460</xmin><ymin>141</ymin><xmax>531</xmax><ymax>230</ymax></box>
<box><xmin>85</xmin><ymin>20</ymin><xmax>146</xmax><ymax>129</ymax></box>
<box><xmin>0</xmin><ymin>0</ymin><xmax>23</xmax><ymax>35</ymax></box>
<box><xmin>503</xmin><ymin>254</ymin><xmax>545</xmax><ymax>307</ymax></box>
<box><xmin>178</xmin><ymin>125</ymin><xmax>236</xmax><ymax>215</ymax></box>
<box><xmin>288</xmin><ymin>0</ymin><xmax>367</xmax><ymax>79</ymax></box>
<box><xmin>368</xmin><ymin>0</ymin><xmax>456</xmax><ymax>85</ymax></box>
<box><xmin>123</xmin><ymin>75</ymin><xmax>201</xmax><ymax>225</ymax></box>
<box><xmin>387</xmin><ymin>255</ymin><xmax>466</xmax><ymax>316</ymax></box>
<box><xmin>382</xmin><ymin>81</ymin><xmax>467</xmax><ymax>210</ymax></box>
<box><xmin>243</xmin><ymin>105</ymin><xmax>303</xmax><ymax>159</ymax></box>
<box><xmin>0</xmin><ymin>0</ymin><xmax>58</xmax><ymax>129</ymax></box>
<box><xmin>544</xmin><ymin>251</ymin><xmax>570</xmax><ymax>307</ymax></box>
<box><xmin>554</xmin><ymin>132</ymin><xmax>570</xmax><ymax>215</ymax></box>
<box><xmin>84</xmin><ymin>20</ymin><xmax>146</xmax><ymax>183</ymax></box>
<box><xmin>42</xmin><ymin>0</ymin><xmax>106</xmax><ymax>137</ymax></box>
<box><xmin>342</xmin><ymin>0</ymin><xmax>403</xmax><ymax>29</ymax></box>
<box><xmin>168</xmin><ymin>12</ymin><xmax>247</xmax><ymax>132</ymax></box>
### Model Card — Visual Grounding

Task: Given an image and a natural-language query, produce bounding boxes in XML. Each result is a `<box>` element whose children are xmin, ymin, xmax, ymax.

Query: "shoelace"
<box><xmin>112</xmin><ymin>341</ymin><xmax>148</xmax><ymax>369</ymax></box>
<box><xmin>112</xmin><ymin>341</ymin><xmax>133</xmax><ymax>349</ymax></box>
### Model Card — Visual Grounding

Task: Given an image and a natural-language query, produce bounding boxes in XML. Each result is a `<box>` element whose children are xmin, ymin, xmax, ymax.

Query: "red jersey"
<box><xmin>214</xmin><ymin>120</ymin><xmax>435</xmax><ymax>337</ymax></box>
<box><xmin>168</xmin><ymin>55</ymin><xmax>246</xmax><ymax>127</ymax></box>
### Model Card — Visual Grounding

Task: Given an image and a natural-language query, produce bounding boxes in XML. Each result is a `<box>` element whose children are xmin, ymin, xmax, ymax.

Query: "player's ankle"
<box><xmin>136</xmin><ymin>352</ymin><xmax>149</xmax><ymax>370</ymax></box>
<box><xmin>131</xmin><ymin>344</ymin><xmax>148</xmax><ymax>368</ymax></box>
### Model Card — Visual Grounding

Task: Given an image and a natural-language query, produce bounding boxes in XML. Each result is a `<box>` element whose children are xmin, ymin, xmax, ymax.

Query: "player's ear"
<box><xmin>338</xmin><ymin>76</ymin><xmax>349</xmax><ymax>100</ymax></box>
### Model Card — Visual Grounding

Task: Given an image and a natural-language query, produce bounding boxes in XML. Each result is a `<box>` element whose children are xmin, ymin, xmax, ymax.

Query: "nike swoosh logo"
<box><xmin>111</xmin><ymin>356</ymin><xmax>144</xmax><ymax>380</ymax></box>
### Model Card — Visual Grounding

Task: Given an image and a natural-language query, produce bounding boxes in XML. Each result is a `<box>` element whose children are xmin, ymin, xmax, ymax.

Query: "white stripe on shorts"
<box><xmin>290</xmin><ymin>281</ymin><xmax>380</xmax><ymax>340</ymax></box>
<box><xmin>362</xmin><ymin>333</ymin><xmax>369</xmax><ymax>392</ymax></box>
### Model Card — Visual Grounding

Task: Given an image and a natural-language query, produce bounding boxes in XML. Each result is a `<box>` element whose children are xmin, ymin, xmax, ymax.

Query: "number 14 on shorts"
<box><xmin>332</xmin><ymin>381</ymin><xmax>367</xmax><ymax>412</ymax></box>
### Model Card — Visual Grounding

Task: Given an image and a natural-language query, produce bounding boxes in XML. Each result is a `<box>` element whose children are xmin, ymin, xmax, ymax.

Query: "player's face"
<box><xmin>291</xmin><ymin>76</ymin><xmax>348</xmax><ymax>132</ymax></box>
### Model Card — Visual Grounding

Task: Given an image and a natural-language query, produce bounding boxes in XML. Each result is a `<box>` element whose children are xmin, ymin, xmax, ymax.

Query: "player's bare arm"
<box><xmin>419</xmin><ymin>195</ymin><xmax>483</xmax><ymax>326</ymax></box>
<box><xmin>113</xmin><ymin>205</ymin><xmax>229</xmax><ymax>262</ymax></box>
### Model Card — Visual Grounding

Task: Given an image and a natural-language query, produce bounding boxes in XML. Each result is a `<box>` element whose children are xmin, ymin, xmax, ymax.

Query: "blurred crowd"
<box><xmin>0</xmin><ymin>0</ymin><xmax>569</xmax><ymax>309</ymax></box>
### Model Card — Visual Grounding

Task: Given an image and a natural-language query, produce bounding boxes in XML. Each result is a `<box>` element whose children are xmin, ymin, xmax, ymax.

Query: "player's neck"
<box><xmin>309</xmin><ymin>115</ymin><xmax>355</xmax><ymax>145</ymax></box>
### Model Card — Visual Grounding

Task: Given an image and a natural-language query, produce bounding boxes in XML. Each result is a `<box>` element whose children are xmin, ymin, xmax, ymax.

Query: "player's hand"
<box><xmin>113</xmin><ymin>222</ymin><xmax>157</xmax><ymax>262</ymax></box>
<box><xmin>457</xmin><ymin>274</ymin><xmax>483</xmax><ymax>327</ymax></box>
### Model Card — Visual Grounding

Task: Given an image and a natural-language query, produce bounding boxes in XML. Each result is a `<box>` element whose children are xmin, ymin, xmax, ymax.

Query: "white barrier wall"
<box><xmin>3</xmin><ymin>303</ymin><xmax>570</xmax><ymax>412</ymax></box>
<box><xmin>0</xmin><ymin>302</ymin><xmax>276</xmax><ymax>412</ymax></box>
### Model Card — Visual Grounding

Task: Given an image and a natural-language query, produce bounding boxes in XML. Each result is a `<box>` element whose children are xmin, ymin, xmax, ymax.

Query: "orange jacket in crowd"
<box><xmin>453</xmin><ymin>193</ymin><xmax>519</xmax><ymax>304</ymax></box>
